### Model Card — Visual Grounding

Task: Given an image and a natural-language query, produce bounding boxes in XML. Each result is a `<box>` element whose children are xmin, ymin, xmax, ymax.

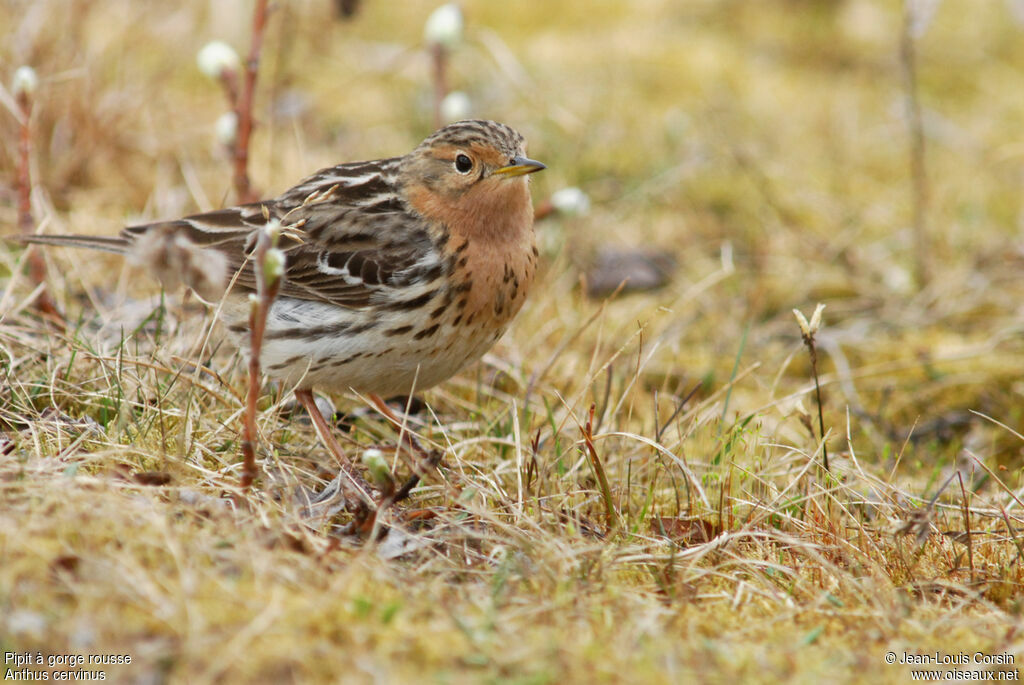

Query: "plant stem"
<box><xmin>901</xmin><ymin>0</ymin><xmax>930</xmax><ymax>287</ymax></box>
<box><xmin>807</xmin><ymin>337</ymin><xmax>829</xmax><ymax>472</ymax></box>
<box><xmin>238</xmin><ymin>226</ymin><xmax>280</xmax><ymax>489</ymax></box>
<box><xmin>431</xmin><ymin>43</ymin><xmax>447</xmax><ymax>129</ymax></box>
<box><xmin>583</xmin><ymin>403</ymin><xmax>619</xmax><ymax>531</ymax></box>
<box><xmin>16</xmin><ymin>83</ymin><xmax>63</xmax><ymax>327</ymax></box>
<box><xmin>234</xmin><ymin>0</ymin><xmax>270</xmax><ymax>203</ymax></box>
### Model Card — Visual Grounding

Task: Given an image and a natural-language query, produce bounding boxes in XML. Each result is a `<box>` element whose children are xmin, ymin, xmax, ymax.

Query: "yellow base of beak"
<box><xmin>493</xmin><ymin>156</ymin><xmax>546</xmax><ymax>177</ymax></box>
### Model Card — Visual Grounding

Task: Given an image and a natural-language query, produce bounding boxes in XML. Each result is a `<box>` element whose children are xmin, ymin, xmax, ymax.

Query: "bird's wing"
<box><xmin>122</xmin><ymin>159</ymin><xmax>447</xmax><ymax>310</ymax></box>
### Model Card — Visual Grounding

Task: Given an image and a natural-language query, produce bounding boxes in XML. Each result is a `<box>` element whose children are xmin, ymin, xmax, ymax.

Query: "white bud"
<box><xmin>793</xmin><ymin>303</ymin><xmax>825</xmax><ymax>338</ymax></box>
<box><xmin>197</xmin><ymin>41</ymin><xmax>240</xmax><ymax>79</ymax></box>
<box><xmin>262</xmin><ymin>247</ymin><xmax>285</xmax><ymax>285</ymax></box>
<box><xmin>12</xmin><ymin>66</ymin><xmax>39</xmax><ymax>97</ymax></box>
<box><xmin>550</xmin><ymin>187</ymin><xmax>591</xmax><ymax>216</ymax></box>
<box><xmin>793</xmin><ymin>309</ymin><xmax>811</xmax><ymax>338</ymax></box>
<box><xmin>439</xmin><ymin>90</ymin><xmax>471</xmax><ymax>122</ymax></box>
<box><xmin>424</xmin><ymin>3</ymin><xmax>463</xmax><ymax>49</ymax></box>
<box><xmin>262</xmin><ymin>218</ymin><xmax>282</xmax><ymax>244</ymax></box>
<box><xmin>361</xmin><ymin>448</ymin><xmax>395</xmax><ymax>489</ymax></box>
<box><xmin>807</xmin><ymin>303</ymin><xmax>825</xmax><ymax>334</ymax></box>
<box><xmin>215</xmin><ymin>111</ymin><xmax>238</xmax><ymax>147</ymax></box>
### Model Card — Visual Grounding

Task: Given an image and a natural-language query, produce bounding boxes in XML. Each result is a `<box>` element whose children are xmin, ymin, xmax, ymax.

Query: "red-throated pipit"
<box><xmin>22</xmin><ymin>119</ymin><xmax>545</xmax><ymax>514</ymax></box>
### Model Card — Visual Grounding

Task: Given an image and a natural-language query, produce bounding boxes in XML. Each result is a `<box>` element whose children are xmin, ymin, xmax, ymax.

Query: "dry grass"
<box><xmin>3</xmin><ymin>0</ymin><xmax>1024</xmax><ymax>682</ymax></box>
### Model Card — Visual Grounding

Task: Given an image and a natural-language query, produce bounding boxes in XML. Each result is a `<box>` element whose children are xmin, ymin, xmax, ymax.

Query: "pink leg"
<box><xmin>295</xmin><ymin>388</ymin><xmax>375</xmax><ymax>511</ymax></box>
<box><xmin>368</xmin><ymin>394</ymin><xmax>442</xmax><ymax>502</ymax></box>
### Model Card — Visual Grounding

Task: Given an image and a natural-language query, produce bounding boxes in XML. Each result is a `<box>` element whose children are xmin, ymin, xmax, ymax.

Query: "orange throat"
<box><xmin>407</xmin><ymin>177</ymin><xmax>539</xmax><ymax>327</ymax></box>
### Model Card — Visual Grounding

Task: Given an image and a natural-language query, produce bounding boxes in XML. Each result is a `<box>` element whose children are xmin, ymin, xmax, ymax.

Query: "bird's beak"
<box><xmin>493</xmin><ymin>156</ymin><xmax>546</xmax><ymax>178</ymax></box>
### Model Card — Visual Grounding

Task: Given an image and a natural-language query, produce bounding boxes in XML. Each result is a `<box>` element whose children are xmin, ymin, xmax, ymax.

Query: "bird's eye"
<box><xmin>454</xmin><ymin>153</ymin><xmax>473</xmax><ymax>174</ymax></box>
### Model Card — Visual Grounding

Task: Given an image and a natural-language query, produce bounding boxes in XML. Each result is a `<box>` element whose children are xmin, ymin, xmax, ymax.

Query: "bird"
<box><xmin>20</xmin><ymin>119</ymin><xmax>545</xmax><ymax>511</ymax></box>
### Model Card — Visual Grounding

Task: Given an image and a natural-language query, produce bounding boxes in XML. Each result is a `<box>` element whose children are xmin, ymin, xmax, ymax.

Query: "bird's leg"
<box><xmin>294</xmin><ymin>388</ymin><xmax>375</xmax><ymax>514</ymax></box>
<box><xmin>368</xmin><ymin>393</ymin><xmax>443</xmax><ymax>503</ymax></box>
<box><xmin>368</xmin><ymin>394</ymin><xmax>432</xmax><ymax>455</ymax></box>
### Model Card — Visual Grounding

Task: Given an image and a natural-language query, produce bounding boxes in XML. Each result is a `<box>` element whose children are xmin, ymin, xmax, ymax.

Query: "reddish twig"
<box><xmin>16</xmin><ymin>91</ymin><xmax>31</xmax><ymax>232</ymax></box>
<box><xmin>430</xmin><ymin>43</ymin><xmax>448</xmax><ymax>130</ymax></box>
<box><xmin>14</xmin><ymin>75</ymin><xmax>63</xmax><ymax>328</ymax></box>
<box><xmin>424</xmin><ymin>4</ymin><xmax>462</xmax><ymax>128</ymax></box>
<box><xmin>238</xmin><ymin>219</ymin><xmax>283</xmax><ymax>489</ymax></box>
<box><xmin>233</xmin><ymin>0</ymin><xmax>271</xmax><ymax>203</ymax></box>
<box><xmin>582</xmin><ymin>403</ymin><xmax>619</xmax><ymax>531</ymax></box>
<box><xmin>219</xmin><ymin>73</ymin><xmax>240</xmax><ymax>115</ymax></box>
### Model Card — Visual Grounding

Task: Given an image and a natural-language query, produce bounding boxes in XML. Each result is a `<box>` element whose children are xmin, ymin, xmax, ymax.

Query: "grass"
<box><xmin>3</xmin><ymin>0</ymin><xmax>1024</xmax><ymax>682</ymax></box>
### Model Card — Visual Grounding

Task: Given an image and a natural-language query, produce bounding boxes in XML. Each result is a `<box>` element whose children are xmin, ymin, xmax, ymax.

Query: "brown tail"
<box><xmin>15</xmin><ymin>233</ymin><xmax>131</xmax><ymax>255</ymax></box>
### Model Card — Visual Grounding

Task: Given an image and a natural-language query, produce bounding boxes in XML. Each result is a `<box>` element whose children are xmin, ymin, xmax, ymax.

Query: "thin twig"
<box><xmin>238</xmin><ymin>219</ymin><xmax>282</xmax><ymax>489</ymax></box>
<box><xmin>430</xmin><ymin>43</ymin><xmax>448</xmax><ymax>130</ymax></box>
<box><xmin>234</xmin><ymin>0</ymin><xmax>271</xmax><ymax>203</ymax></box>
<box><xmin>16</xmin><ymin>91</ymin><xmax>32</xmax><ymax>232</ymax></box>
<box><xmin>794</xmin><ymin>306</ymin><xmax>828</xmax><ymax>472</ymax></box>
<box><xmin>808</xmin><ymin>338</ymin><xmax>829</xmax><ymax>472</ymax></box>
<box><xmin>655</xmin><ymin>382</ymin><xmax>702</xmax><ymax>444</ymax></box>
<box><xmin>957</xmin><ymin>472</ymin><xmax>974</xmax><ymax>584</ymax></box>
<box><xmin>998</xmin><ymin>506</ymin><xmax>1024</xmax><ymax>567</ymax></box>
<box><xmin>900</xmin><ymin>0</ymin><xmax>930</xmax><ymax>286</ymax></box>
<box><xmin>14</xmin><ymin>76</ymin><xmax>63</xmax><ymax>328</ymax></box>
<box><xmin>582</xmin><ymin>403</ymin><xmax>619</xmax><ymax>531</ymax></box>
<box><xmin>218</xmin><ymin>69</ymin><xmax>240</xmax><ymax>112</ymax></box>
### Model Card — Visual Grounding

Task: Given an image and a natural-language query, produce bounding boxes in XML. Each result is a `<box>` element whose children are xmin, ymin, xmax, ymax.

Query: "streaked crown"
<box><xmin>416</xmin><ymin>120</ymin><xmax>527</xmax><ymax>159</ymax></box>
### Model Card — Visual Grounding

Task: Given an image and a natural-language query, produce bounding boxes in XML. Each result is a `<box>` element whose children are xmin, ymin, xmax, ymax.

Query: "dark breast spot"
<box><xmin>414</xmin><ymin>323</ymin><xmax>441</xmax><ymax>340</ymax></box>
<box><xmin>269</xmin><ymin>353</ymin><xmax>307</xmax><ymax>371</ymax></box>
<box><xmin>418</xmin><ymin>262</ymin><xmax>444</xmax><ymax>282</ymax></box>
<box><xmin>331</xmin><ymin>351</ymin><xmax>366</xmax><ymax>368</ymax></box>
<box><xmin>266</xmin><ymin>319</ymin><xmax>374</xmax><ymax>340</ymax></box>
<box><xmin>386</xmin><ymin>289</ymin><xmax>439</xmax><ymax>311</ymax></box>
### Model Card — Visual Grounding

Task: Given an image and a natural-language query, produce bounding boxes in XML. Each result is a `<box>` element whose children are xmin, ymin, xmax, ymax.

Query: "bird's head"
<box><xmin>401</xmin><ymin>120</ymin><xmax>545</xmax><ymax>239</ymax></box>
